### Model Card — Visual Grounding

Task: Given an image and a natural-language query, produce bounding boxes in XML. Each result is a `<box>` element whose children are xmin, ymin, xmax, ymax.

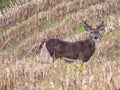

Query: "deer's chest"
<box><xmin>80</xmin><ymin>46</ymin><xmax>95</xmax><ymax>62</ymax></box>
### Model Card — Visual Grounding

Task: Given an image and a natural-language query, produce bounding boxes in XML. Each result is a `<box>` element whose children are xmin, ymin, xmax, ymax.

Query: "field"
<box><xmin>0</xmin><ymin>0</ymin><xmax>120</xmax><ymax>90</ymax></box>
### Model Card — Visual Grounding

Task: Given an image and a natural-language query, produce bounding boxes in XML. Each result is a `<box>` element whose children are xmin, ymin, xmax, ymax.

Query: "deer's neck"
<box><xmin>88</xmin><ymin>36</ymin><xmax>99</xmax><ymax>49</ymax></box>
<box><xmin>85</xmin><ymin>36</ymin><xmax>96</xmax><ymax>50</ymax></box>
<box><xmin>94</xmin><ymin>41</ymin><xmax>99</xmax><ymax>49</ymax></box>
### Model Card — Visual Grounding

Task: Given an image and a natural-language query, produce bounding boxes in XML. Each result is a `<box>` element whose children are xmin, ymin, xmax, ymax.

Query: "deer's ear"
<box><xmin>98</xmin><ymin>24</ymin><xmax>105</xmax><ymax>31</ymax></box>
<box><xmin>84</xmin><ymin>26</ymin><xmax>91</xmax><ymax>31</ymax></box>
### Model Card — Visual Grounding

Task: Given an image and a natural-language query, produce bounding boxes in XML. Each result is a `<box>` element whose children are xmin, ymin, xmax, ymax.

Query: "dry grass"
<box><xmin>0</xmin><ymin>0</ymin><xmax>66</xmax><ymax>28</ymax></box>
<box><xmin>0</xmin><ymin>38</ymin><xmax>120</xmax><ymax>89</ymax></box>
<box><xmin>15</xmin><ymin>1</ymin><xmax>120</xmax><ymax>58</ymax></box>
<box><xmin>0</xmin><ymin>0</ymin><xmax>120</xmax><ymax>90</ymax></box>
<box><xmin>1</xmin><ymin>0</ymin><xmax>103</xmax><ymax>47</ymax></box>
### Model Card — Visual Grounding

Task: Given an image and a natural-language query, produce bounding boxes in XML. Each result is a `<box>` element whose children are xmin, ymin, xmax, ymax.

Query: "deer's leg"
<box><xmin>77</xmin><ymin>53</ymin><xmax>84</xmax><ymax>66</ymax></box>
<box><xmin>52</xmin><ymin>52</ymin><xmax>56</xmax><ymax>62</ymax></box>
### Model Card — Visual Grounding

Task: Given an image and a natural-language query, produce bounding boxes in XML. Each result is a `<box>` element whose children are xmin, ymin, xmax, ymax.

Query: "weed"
<box><xmin>74</xmin><ymin>27</ymin><xmax>85</xmax><ymax>34</ymax></box>
<box><xmin>42</xmin><ymin>21</ymin><xmax>60</xmax><ymax>29</ymax></box>
<box><xmin>107</xmin><ymin>49</ymin><xmax>120</xmax><ymax>61</ymax></box>
<box><xmin>0</xmin><ymin>0</ymin><xmax>16</xmax><ymax>11</ymax></box>
<box><xmin>6</xmin><ymin>43</ymin><xmax>16</xmax><ymax>52</ymax></box>
<box><xmin>0</xmin><ymin>70</ymin><xmax>6</xmax><ymax>75</ymax></box>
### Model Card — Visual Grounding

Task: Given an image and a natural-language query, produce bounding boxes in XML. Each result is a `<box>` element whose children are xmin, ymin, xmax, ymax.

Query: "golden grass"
<box><xmin>0</xmin><ymin>40</ymin><xmax>120</xmax><ymax>89</ymax></box>
<box><xmin>0</xmin><ymin>0</ymin><xmax>120</xmax><ymax>90</ymax></box>
<box><xmin>0</xmin><ymin>0</ymin><xmax>66</xmax><ymax>28</ymax></box>
<box><xmin>3</xmin><ymin>0</ymin><xmax>103</xmax><ymax>46</ymax></box>
<box><xmin>14</xmin><ymin>1</ymin><xmax>120</xmax><ymax>58</ymax></box>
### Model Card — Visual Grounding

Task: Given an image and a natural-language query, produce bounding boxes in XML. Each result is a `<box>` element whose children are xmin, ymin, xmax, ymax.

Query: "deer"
<box><xmin>39</xmin><ymin>20</ymin><xmax>105</xmax><ymax>64</ymax></box>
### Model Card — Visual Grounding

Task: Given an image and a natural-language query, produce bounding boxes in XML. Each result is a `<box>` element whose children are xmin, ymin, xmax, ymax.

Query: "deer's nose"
<box><xmin>94</xmin><ymin>36</ymin><xmax>98</xmax><ymax>39</ymax></box>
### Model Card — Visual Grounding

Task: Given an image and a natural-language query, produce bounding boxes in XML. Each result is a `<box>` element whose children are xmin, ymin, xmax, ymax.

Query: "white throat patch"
<box><xmin>94</xmin><ymin>41</ymin><xmax>99</xmax><ymax>49</ymax></box>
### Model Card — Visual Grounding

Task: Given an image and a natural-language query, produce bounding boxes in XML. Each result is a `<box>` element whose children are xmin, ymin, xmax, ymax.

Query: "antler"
<box><xmin>97</xmin><ymin>20</ymin><xmax>104</xmax><ymax>27</ymax></box>
<box><xmin>84</xmin><ymin>20</ymin><xmax>91</xmax><ymax>28</ymax></box>
<box><xmin>100</xmin><ymin>20</ymin><xmax>104</xmax><ymax>25</ymax></box>
<box><xmin>97</xmin><ymin>20</ymin><xmax>105</xmax><ymax>31</ymax></box>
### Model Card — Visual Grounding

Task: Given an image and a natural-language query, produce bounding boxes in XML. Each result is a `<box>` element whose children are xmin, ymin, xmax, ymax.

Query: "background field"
<box><xmin>0</xmin><ymin>0</ymin><xmax>120</xmax><ymax>90</ymax></box>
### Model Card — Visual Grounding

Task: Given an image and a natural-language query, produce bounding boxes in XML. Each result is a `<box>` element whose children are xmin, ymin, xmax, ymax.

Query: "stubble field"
<box><xmin>0</xmin><ymin>0</ymin><xmax>120</xmax><ymax>90</ymax></box>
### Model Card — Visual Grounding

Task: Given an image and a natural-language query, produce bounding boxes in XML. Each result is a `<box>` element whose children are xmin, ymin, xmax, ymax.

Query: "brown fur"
<box><xmin>39</xmin><ymin>20</ymin><xmax>105</xmax><ymax>63</ymax></box>
<box><xmin>39</xmin><ymin>36</ymin><xmax>95</xmax><ymax>63</ymax></box>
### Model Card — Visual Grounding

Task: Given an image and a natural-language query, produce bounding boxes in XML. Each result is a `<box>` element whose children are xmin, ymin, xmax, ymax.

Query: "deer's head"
<box><xmin>84</xmin><ymin>20</ymin><xmax>105</xmax><ymax>41</ymax></box>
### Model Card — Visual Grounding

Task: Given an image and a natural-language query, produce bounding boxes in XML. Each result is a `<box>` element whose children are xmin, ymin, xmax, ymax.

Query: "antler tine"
<box><xmin>97</xmin><ymin>20</ymin><xmax>104</xmax><ymax>27</ymax></box>
<box><xmin>84</xmin><ymin>20</ymin><xmax>91</xmax><ymax>27</ymax></box>
<box><xmin>101</xmin><ymin>20</ymin><xmax>104</xmax><ymax>25</ymax></box>
<box><xmin>100</xmin><ymin>20</ymin><xmax>104</xmax><ymax>26</ymax></box>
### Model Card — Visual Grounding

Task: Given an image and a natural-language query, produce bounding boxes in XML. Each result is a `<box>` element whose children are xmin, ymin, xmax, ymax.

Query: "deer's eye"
<box><xmin>90</xmin><ymin>31</ymin><xmax>93</xmax><ymax>33</ymax></box>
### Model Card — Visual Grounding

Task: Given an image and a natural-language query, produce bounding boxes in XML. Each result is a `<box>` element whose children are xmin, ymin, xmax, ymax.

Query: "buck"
<box><xmin>39</xmin><ymin>20</ymin><xmax>105</xmax><ymax>63</ymax></box>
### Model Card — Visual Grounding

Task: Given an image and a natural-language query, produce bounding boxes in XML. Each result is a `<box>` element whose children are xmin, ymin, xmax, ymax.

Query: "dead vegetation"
<box><xmin>0</xmin><ymin>0</ymin><xmax>67</xmax><ymax>28</ymax></box>
<box><xmin>0</xmin><ymin>0</ymin><xmax>120</xmax><ymax>90</ymax></box>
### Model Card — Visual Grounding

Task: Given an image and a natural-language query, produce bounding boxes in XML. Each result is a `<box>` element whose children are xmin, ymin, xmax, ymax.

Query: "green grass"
<box><xmin>107</xmin><ymin>26</ymin><xmax>120</xmax><ymax>36</ymax></box>
<box><xmin>0</xmin><ymin>26</ymin><xmax>8</xmax><ymax>33</ymax></box>
<box><xmin>107</xmin><ymin>49</ymin><xmax>120</xmax><ymax>61</ymax></box>
<box><xmin>0</xmin><ymin>69</ymin><xmax>6</xmax><ymax>75</ymax></box>
<box><xmin>106</xmin><ymin>26</ymin><xmax>120</xmax><ymax>61</ymax></box>
<box><xmin>0</xmin><ymin>0</ymin><xmax>16</xmax><ymax>11</ymax></box>
<box><xmin>74</xmin><ymin>27</ymin><xmax>85</xmax><ymax>34</ymax></box>
<box><xmin>69</xmin><ymin>63</ymin><xmax>84</xmax><ymax>71</ymax></box>
<box><xmin>42</xmin><ymin>21</ymin><xmax>60</xmax><ymax>29</ymax></box>
<box><xmin>6</xmin><ymin>43</ymin><xmax>16</xmax><ymax>52</ymax></box>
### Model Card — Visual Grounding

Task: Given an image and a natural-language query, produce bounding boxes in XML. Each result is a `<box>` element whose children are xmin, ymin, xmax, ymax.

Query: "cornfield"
<box><xmin>0</xmin><ymin>0</ymin><xmax>120</xmax><ymax>90</ymax></box>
